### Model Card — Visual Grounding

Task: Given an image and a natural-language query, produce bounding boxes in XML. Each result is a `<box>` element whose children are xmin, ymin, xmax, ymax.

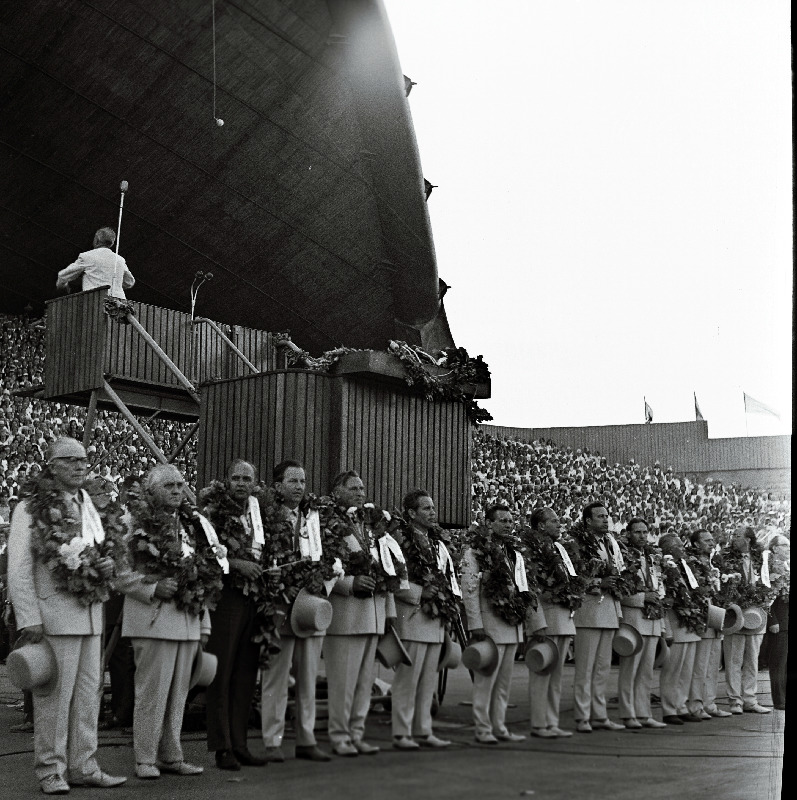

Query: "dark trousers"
<box><xmin>769</xmin><ymin>631</ymin><xmax>788</xmax><ymax>708</ymax></box>
<box><xmin>105</xmin><ymin>593</ymin><xmax>135</xmax><ymax>723</ymax></box>
<box><xmin>205</xmin><ymin>585</ymin><xmax>261</xmax><ymax>752</ymax></box>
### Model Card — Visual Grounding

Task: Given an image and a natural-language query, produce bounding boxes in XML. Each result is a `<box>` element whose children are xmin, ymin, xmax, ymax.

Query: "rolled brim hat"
<box><xmin>524</xmin><ymin>636</ymin><xmax>559</xmax><ymax>675</ymax></box>
<box><xmin>706</xmin><ymin>603</ymin><xmax>726</xmax><ymax>632</ymax></box>
<box><xmin>742</xmin><ymin>606</ymin><xmax>766</xmax><ymax>632</ymax></box>
<box><xmin>438</xmin><ymin>633</ymin><xmax>462</xmax><ymax>672</ymax></box>
<box><xmin>722</xmin><ymin>604</ymin><xmax>745</xmax><ymax>636</ymax></box>
<box><xmin>612</xmin><ymin>623</ymin><xmax>643</xmax><ymax>658</ymax></box>
<box><xmin>290</xmin><ymin>588</ymin><xmax>333</xmax><ymax>638</ymax></box>
<box><xmin>376</xmin><ymin>627</ymin><xmax>413</xmax><ymax>669</ymax></box>
<box><xmin>462</xmin><ymin>636</ymin><xmax>499</xmax><ymax>676</ymax></box>
<box><xmin>189</xmin><ymin>646</ymin><xmax>218</xmax><ymax>690</ymax></box>
<box><xmin>7</xmin><ymin>639</ymin><xmax>59</xmax><ymax>697</ymax></box>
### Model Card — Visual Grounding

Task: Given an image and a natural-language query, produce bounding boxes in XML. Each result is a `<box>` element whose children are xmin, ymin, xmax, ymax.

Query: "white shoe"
<box><xmin>641</xmin><ymin>718</ymin><xmax>668</xmax><ymax>729</ymax></box>
<box><xmin>549</xmin><ymin>726</ymin><xmax>573</xmax><ymax>738</ymax></box>
<box><xmin>416</xmin><ymin>734</ymin><xmax>451</xmax><ymax>748</ymax></box>
<box><xmin>392</xmin><ymin>736</ymin><xmax>420</xmax><ymax>750</ymax></box>
<box><xmin>496</xmin><ymin>731</ymin><xmax>526</xmax><ymax>742</ymax></box>
<box><xmin>135</xmin><ymin>764</ymin><xmax>160</xmax><ymax>780</ymax></box>
<box><xmin>576</xmin><ymin>720</ymin><xmax>592</xmax><ymax>733</ymax></box>
<box><xmin>591</xmin><ymin>718</ymin><xmax>624</xmax><ymax>731</ymax></box>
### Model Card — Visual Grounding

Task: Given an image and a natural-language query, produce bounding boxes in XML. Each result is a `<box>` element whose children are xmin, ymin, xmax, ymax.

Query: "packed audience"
<box><xmin>0</xmin><ymin>313</ymin><xmax>197</xmax><ymax>521</ymax></box>
<box><xmin>471</xmin><ymin>429</ymin><xmax>790</xmax><ymax>543</ymax></box>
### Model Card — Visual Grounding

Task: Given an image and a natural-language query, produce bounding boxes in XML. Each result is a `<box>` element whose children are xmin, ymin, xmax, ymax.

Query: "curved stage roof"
<box><xmin>0</xmin><ymin>0</ymin><xmax>449</xmax><ymax>353</ymax></box>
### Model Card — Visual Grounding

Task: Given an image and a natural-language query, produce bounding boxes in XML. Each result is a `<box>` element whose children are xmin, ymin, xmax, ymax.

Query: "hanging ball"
<box><xmin>215</xmin><ymin>118</ymin><xmax>224</xmax><ymax>127</ymax></box>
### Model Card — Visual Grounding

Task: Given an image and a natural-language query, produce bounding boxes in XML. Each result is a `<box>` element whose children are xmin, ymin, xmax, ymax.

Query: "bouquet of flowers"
<box><xmin>338</xmin><ymin>502</ymin><xmax>408</xmax><ymax>594</ymax></box>
<box><xmin>24</xmin><ymin>473</ymin><xmax>124</xmax><ymax>607</ymax></box>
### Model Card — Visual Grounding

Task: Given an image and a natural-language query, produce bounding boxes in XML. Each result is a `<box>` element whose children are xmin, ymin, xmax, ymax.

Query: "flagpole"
<box><xmin>743</xmin><ymin>392</ymin><xmax>749</xmax><ymax>437</ymax></box>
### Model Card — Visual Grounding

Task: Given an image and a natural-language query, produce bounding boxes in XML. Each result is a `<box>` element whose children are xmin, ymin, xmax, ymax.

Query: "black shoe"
<box><xmin>662</xmin><ymin>715</ymin><xmax>684</xmax><ymax>725</ymax></box>
<box><xmin>295</xmin><ymin>745</ymin><xmax>332</xmax><ymax>762</ymax></box>
<box><xmin>678</xmin><ymin>713</ymin><xmax>702</xmax><ymax>723</ymax></box>
<box><xmin>233</xmin><ymin>748</ymin><xmax>267</xmax><ymax>767</ymax></box>
<box><xmin>215</xmin><ymin>750</ymin><xmax>241</xmax><ymax>770</ymax></box>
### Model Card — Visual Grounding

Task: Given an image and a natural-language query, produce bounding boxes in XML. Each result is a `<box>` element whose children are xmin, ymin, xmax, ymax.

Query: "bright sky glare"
<box><xmin>384</xmin><ymin>0</ymin><xmax>792</xmax><ymax>439</ymax></box>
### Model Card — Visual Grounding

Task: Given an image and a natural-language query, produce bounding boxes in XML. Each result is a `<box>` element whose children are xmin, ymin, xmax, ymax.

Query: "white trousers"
<box><xmin>323</xmin><ymin>634</ymin><xmax>378</xmax><ymax>746</ymax></box>
<box><xmin>527</xmin><ymin>634</ymin><xmax>571</xmax><ymax>729</ymax></box>
<box><xmin>33</xmin><ymin>634</ymin><xmax>101</xmax><ymax>781</ymax></box>
<box><xmin>688</xmin><ymin>636</ymin><xmax>722</xmax><ymax>713</ymax></box>
<box><xmin>261</xmin><ymin>635</ymin><xmax>324</xmax><ymax>747</ymax></box>
<box><xmin>390</xmin><ymin>641</ymin><xmax>443</xmax><ymax>737</ymax></box>
<box><xmin>617</xmin><ymin>634</ymin><xmax>657</xmax><ymax>720</ymax></box>
<box><xmin>660</xmin><ymin>641</ymin><xmax>696</xmax><ymax>716</ymax></box>
<box><xmin>131</xmin><ymin>638</ymin><xmax>198</xmax><ymax>765</ymax></box>
<box><xmin>573</xmin><ymin>628</ymin><xmax>614</xmax><ymax>721</ymax></box>
<box><xmin>723</xmin><ymin>633</ymin><xmax>763</xmax><ymax>708</ymax></box>
<box><xmin>472</xmin><ymin>642</ymin><xmax>517</xmax><ymax>737</ymax></box>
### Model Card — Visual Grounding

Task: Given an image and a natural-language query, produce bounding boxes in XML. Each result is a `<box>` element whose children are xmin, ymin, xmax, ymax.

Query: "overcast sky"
<box><xmin>384</xmin><ymin>0</ymin><xmax>792</xmax><ymax>439</ymax></box>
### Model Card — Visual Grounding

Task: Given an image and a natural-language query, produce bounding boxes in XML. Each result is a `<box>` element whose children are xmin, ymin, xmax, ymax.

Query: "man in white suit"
<box><xmin>8</xmin><ymin>437</ymin><xmax>126</xmax><ymax>794</ymax></box>
<box><xmin>116</xmin><ymin>464</ymin><xmax>211</xmax><ymax>780</ymax></box>
<box><xmin>56</xmin><ymin>227</ymin><xmax>135</xmax><ymax>299</ymax></box>
<box><xmin>461</xmin><ymin>504</ymin><xmax>527</xmax><ymax>745</ymax></box>
<box><xmin>323</xmin><ymin>470</ymin><xmax>396</xmax><ymax>757</ymax></box>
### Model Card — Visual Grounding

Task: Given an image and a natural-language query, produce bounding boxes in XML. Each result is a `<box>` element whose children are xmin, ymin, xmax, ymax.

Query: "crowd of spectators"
<box><xmin>1</xmin><ymin>313</ymin><xmax>791</xmax><ymax>543</ymax></box>
<box><xmin>0</xmin><ymin>313</ymin><xmax>197</xmax><ymax>521</ymax></box>
<box><xmin>472</xmin><ymin>429</ymin><xmax>790</xmax><ymax>542</ymax></box>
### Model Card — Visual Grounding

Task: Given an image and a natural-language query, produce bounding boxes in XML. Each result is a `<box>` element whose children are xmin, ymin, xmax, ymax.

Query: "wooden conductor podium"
<box><xmin>42</xmin><ymin>288</ymin><xmax>482</xmax><ymax>527</ymax></box>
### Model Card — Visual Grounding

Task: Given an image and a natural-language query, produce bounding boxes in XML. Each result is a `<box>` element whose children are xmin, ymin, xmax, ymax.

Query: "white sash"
<box><xmin>299</xmin><ymin>509</ymin><xmax>323</xmax><ymax>562</ymax></box>
<box><xmin>78</xmin><ymin>490</ymin><xmax>105</xmax><ymax>544</ymax></box>
<box><xmin>647</xmin><ymin>555</ymin><xmax>659</xmax><ymax>589</ymax></box>
<box><xmin>680</xmin><ymin>558</ymin><xmax>699</xmax><ymax>590</ymax></box>
<box><xmin>247</xmin><ymin>496</ymin><xmax>265</xmax><ymax>547</ymax></box>
<box><xmin>761</xmin><ymin>550</ymin><xmax>771</xmax><ymax>587</ymax></box>
<box><xmin>743</xmin><ymin>553</ymin><xmax>757</xmax><ymax>586</ymax></box>
<box><xmin>554</xmin><ymin>540</ymin><xmax>577</xmax><ymax>577</ymax></box>
<box><xmin>606</xmin><ymin>533</ymin><xmax>625</xmax><ymax>572</ymax></box>
<box><xmin>437</xmin><ymin>541</ymin><xmax>462</xmax><ymax>597</ymax></box>
<box><xmin>378</xmin><ymin>533</ymin><xmax>410</xmax><ymax>590</ymax></box>
<box><xmin>514</xmin><ymin>550</ymin><xmax>529</xmax><ymax>592</ymax></box>
<box><xmin>197</xmin><ymin>513</ymin><xmax>230</xmax><ymax>574</ymax></box>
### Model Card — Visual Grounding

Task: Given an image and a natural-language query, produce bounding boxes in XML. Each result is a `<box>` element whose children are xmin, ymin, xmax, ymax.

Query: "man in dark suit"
<box><xmin>202</xmin><ymin>460</ymin><xmax>266</xmax><ymax>770</ymax></box>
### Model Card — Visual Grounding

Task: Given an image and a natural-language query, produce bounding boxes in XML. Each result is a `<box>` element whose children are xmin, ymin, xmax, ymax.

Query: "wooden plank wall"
<box><xmin>44</xmin><ymin>289</ymin><xmax>106</xmax><ymax>398</ymax></box>
<box><xmin>198</xmin><ymin>371</ymin><xmax>333</xmax><ymax>498</ymax></box>
<box><xmin>198</xmin><ymin>371</ymin><xmax>472</xmax><ymax>527</ymax></box>
<box><xmin>45</xmin><ymin>290</ymin><xmax>280</xmax><ymax>397</ymax></box>
<box><xmin>481</xmin><ymin>422</ymin><xmax>791</xmax><ymax>473</ymax></box>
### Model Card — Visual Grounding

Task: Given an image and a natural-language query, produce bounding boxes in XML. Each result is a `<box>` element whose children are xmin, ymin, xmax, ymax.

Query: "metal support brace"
<box><xmin>102</xmin><ymin>379</ymin><xmax>196</xmax><ymax>503</ymax></box>
<box><xmin>193</xmin><ymin>317</ymin><xmax>258</xmax><ymax>373</ymax></box>
<box><xmin>124</xmin><ymin>312</ymin><xmax>202</xmax><ymax>404</ymax></box>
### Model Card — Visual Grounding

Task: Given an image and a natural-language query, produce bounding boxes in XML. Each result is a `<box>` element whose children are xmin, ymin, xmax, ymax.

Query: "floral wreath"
<box><xmin>126</xmin><ymin>497</ymin><xmax>224</xmax><ymax>617</ymax></box>
<box><xmin>22</xmin><ymin>472</ymin><xmax>124</xmax><ymax>607</ymax></box>
<box><xmin>522</xmin><ymin>531</ymin><xmax>585</xmax><ymax>613</ymax></box>
<box><xmin>392</xmin><ymin>515</ymin><xmax>461</xmax><ymax>632</ymax></box>
<box><xmin>468</xmin><ymin>523</ymin><xmax>534</xmax><ymax>626</ymax></box>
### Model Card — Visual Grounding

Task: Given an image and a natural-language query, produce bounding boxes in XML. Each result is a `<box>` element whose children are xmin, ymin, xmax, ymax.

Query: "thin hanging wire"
<box><xmin>212</xmin><ymin>0</ymin><xmax>218</xmax><ymax>122</ymax></box>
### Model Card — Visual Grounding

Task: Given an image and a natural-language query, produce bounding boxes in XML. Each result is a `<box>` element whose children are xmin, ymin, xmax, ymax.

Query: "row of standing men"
<box><xmin>6</xmin><ymin>437</ymin><xmax>783</xmax><ymax>795</ymax></box>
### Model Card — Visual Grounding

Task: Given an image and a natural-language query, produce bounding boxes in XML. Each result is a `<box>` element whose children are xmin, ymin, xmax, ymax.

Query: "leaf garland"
<box><xmin>392</xmin><ymin>516</ymin><xmax>462</xmax><ymax>632</ymax></box>
<box><xmin>126</xmin><ymin>497</ymin><xmax>224</xmax><ymax>617</ymax></box>
<box><xmin>659</xmin><ymin>554</ymin><xmax>706</xmax><ymax>635</ymax></box>
<box><xmin>467</xmin><ymin>523</ymin><xmax>534</xmax><ymax>626</ymax></box>
<box><xmin>568</xmin><ymin>521</ymin><xmax>629</xmax><ymax>601</ymax></box>
<box><xmin>198</xmin><ymin>480</ymin><xmax>266</xmax><ymax>597</ymax></box>
<box><xmin>22</xmin><ymin>472</ymin><xmax>124</xmax><ymax>606</ymax></box>
<box><xmin>621</xmin><ymin>545</ymin><xmax>665</xmax><ymax>620</ymax></box>
<box><xmin>521</xmin><ymin>531</ymin><xmax>586</xmax><ymax>613</ymax></box>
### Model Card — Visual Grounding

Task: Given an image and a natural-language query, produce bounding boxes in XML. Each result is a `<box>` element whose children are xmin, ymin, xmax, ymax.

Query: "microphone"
<box><xmin>120</xmin><ymin>180</ymin><xmax>129</xmax><ymax>193</ymax></box>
